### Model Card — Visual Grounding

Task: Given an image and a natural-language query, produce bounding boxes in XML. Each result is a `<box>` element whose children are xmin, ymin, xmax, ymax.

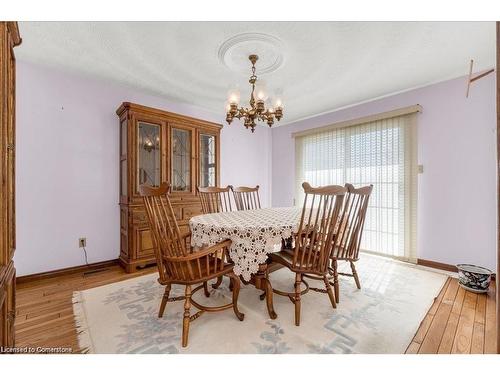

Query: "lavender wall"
<box><xmin>15</xmin><ymin>61</ymin><xmax>272</xmax><ymax>276</ymax></box>
<box><xmin>272</xmin><ymin>75</ymin><xmax>497</xmax><ymax>270</ymax></box>
<box><xmin>14</xmin><ymin>60</ymin><xmax>497</xmax><ymax>275</ymax></box>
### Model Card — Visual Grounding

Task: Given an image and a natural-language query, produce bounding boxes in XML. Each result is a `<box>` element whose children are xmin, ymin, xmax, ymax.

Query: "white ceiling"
<box><xmin>17</xmin><ymin>22</ymin><xmax>496</xmax><ymax>125</ymax></box>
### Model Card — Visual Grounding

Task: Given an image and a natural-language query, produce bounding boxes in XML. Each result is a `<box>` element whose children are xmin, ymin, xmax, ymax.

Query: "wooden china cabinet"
<box><xmin>0</xmin><ymin>22</ymin><xmax>21</xmax><ymax>348</ymax></box>
<box><xmin>117</xmin><ymin>102</ymin><xmax>221</xmax><ymax>272</ymax></box>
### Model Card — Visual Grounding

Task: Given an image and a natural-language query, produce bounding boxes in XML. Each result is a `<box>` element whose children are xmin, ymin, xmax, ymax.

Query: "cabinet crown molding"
<box><xmin>6</xmin><ymin>22</ymin><xmax>21</xmax><ymax>46</ymax></box>
<box><xmin>116</xmin><ymin>102</ymin><xmax>223</xmax><ymax>130</ymax></box>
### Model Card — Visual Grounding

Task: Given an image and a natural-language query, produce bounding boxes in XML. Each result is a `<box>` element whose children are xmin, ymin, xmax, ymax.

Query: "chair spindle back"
<box><xmin>294</xmin><ymin>182</ymin><xmax>346</xmax><ymax>274</ymax></box>
<box><xmin>333</xmin><ymin>183</ymin><xmax>373</xmax><ymax>260</ymax></box>
<box><xmin>139</xmin><ymin>183</ymin><xmax>190</xmax><ymax>281</ymax></box>
<box><xmin>197</xmin><ymin>186</ymin><xmax>233</xmax><ymax>213</ymax></box>
<box><xmin>231</xmin><ymin>185</ymin><xmax>261</xmax><ymax>211</ymax></box>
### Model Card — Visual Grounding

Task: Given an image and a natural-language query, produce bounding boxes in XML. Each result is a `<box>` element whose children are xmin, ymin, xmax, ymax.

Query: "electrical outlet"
<box><xmin>79</xmin><ymin>237</ymin><xmax>87</xmax><ymax>248</ymax></box>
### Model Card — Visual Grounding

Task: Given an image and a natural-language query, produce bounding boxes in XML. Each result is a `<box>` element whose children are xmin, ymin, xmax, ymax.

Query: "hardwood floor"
<box><xmin>14</xmin><ymin>264</ymin><xmax>497</xmax><ymax>354</ymax></box>
<box><xmin>14</xmin><ymin>264</ymin><xmax>156</xmax><ymax>353</ymax></box>
<box><xmin>405</xmin><ymin>277</ymin><xmax>497</xmax><ymax>354</ymax></box>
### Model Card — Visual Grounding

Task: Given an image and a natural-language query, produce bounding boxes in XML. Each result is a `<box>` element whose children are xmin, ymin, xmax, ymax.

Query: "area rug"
<box><xmin>73</xmin><ymin>254</ymin><xmax>447</xmax><ymax>354</ymax></box>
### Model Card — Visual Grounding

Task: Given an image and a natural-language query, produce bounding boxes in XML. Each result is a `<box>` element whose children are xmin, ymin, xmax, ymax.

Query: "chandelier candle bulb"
<box><xmin>227</xmin><ymin>89</ymin><xmax>240</xmax><ymax>105</ymax></box>
<box><xmin>274</xmin><ymin>97</ymin><xmax>283</xmax><ymax>109</ymax></box>
<box><xmin>229</xmin><ymin>102</ymin><xmax>238</xmax><ymax>115</ymax></box>
<box><xmin>224</xmin><ymin>54</ymin><xmax>283</xmax><ymax>132</ymax></box>
<box><xmin>255</xmin><ymin>81</ymin><xmax>268</xmax><ymax>101</ymax></box>
<box><xmin>256</xmin><ymin>100</ymin><xmax>265</xmax><ymax>113</ymax></box>
<box><xmin>274</xmin><ymin>107</ymin><xmax>283</xmax><ymax>120</ymax></box>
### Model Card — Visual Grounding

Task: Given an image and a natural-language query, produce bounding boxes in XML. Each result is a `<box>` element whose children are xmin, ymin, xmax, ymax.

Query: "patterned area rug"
<box><xmin>73</xmin><ymin>254</ymin><xmax>447</xmax><ymax>354</ymax></box>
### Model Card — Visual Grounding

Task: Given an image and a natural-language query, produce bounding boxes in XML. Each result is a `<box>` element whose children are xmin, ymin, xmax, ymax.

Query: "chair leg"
<box><xmin>212</xmin><ymin>276</ymin><xmax>223</xmax><ymax>289</ymax></box>
<box><xmin>323</xmin><ymin>276</ymin><xmax>337</xmax><ymax>309</ymax></box>
<box><xmin>332</xmin><ymin>259</ymin><xmax>339</xmax><ymax>303</ymax></box>
<box><xmin>203</xmin><ymin>281</ymin><xmax>211</xmax><ymax>297</ymax></box>
<box><xmin>182</xmin><ymin>285</ymin><xmax>192</xmax><ymax>348</ymax></box>
<box><xmin>294</xmin><ymin>273</ymin><xmax>302</xmax><ymax>326</ymax></box>
<box><xmin>350</xmin><ymin>261</ymin><xmax>361</xmax><ymax>289</ymax></box>
<box><xmin>229</xmin><ymin>273</ymin><xmax>245</xmax><ymax>321</ymax></box>
<box><xmin>158</xmin><ymin>284</ymin><xmax>171</xmax><ymax>318</ymax></box>
<box><xmin>228</xmin><ymin>277</ymin><xmax>234</xmax><ymax>292</ymax></box>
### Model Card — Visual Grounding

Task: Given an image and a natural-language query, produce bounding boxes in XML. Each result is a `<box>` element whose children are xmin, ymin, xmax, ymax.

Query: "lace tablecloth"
<box><xmin>189</xmin><ymin>207</ymin><xmax>302</xmax><ymax>281</ymax></box>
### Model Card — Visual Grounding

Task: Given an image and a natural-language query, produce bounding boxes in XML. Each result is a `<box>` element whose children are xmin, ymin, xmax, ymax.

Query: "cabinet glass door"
<box><xmin>171</xmin><ymin>127</ymin><xmax>191</xmax><ymax>192</ymax></box>
<box><xmin>137</xmin><ymin>122</ymin><xmax>161</xmax><ymax>188</ymax></box>
<box><xmin>199</xmin><ymin>134</ymin><xmax>217</xmax><ymax>188</ymax></box>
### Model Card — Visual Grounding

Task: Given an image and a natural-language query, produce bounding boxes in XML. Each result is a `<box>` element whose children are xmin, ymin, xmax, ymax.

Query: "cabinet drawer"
<box><xmin>171</xmin><ymin>206</ymin><xmax>183</xmax><ymax>221</ymax></box>
<box><xmin>132</xmin><ymin>210</ymin><xmax>148</xmax><ymax>226</ymax></box>
<box><xmin>183</xmin><ymin>205</ymin><xmax>203</xmax><ymax>220</ymax></box>
<box><xmin>136</xmin><ymin>229</ymin><xmax>155</xmax><ymax>259</ymax></box>
<box><xmin>132</xmin><ymin>207</ymin><xmax>182</xmax><ymax>226</ymax></box>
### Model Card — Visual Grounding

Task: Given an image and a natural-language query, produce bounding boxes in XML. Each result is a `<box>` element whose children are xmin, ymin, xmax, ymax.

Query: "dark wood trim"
<box><xmin>417</xmin><ymin>258</ymin><xmax>496</xmax><ymax>281</ymax></box>
<box><xmin>496</xmin><ymin>21</ymin><xmax>500</xmax><ymax>354</ymax></box>
<box><xmin>417</xmin><ymin>258</ymin><xmax>458</xmax><ymax>273</ymax></box>
<box><xmin>1</xmin><ymin>21</ymin><xmax>21</xmax><ymax>349</ymax></box>
<box><xmin>16</xmin><ymin>259</ymin><xmax>119</xmax><ymax>284</ymax></box>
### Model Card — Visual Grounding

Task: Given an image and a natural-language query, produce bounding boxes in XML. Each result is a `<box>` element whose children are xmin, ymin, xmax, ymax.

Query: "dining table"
<box><xmin>189</xmin><ymin>206</ymin><xmax>303</xmax><ymax>319</ymax></box>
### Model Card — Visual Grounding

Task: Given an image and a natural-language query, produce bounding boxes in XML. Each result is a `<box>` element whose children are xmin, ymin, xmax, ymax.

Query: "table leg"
<box><xmin>263</xmin><ymin>277</ymin><xmax>277</xmax><ymax>319</ymax></box>
<box><xmin>252</xmin><ymin>263</ymin><xmax>278</xmax><ymax>320</ymax></box>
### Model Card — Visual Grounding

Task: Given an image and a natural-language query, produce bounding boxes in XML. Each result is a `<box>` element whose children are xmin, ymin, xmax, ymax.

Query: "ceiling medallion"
<box><xmin>225</xmin><ymin>54</ymin><xmax>283</xmax><ymax>132</ymax></box>
<box><xmin>218</xmin><ymin>32</ymin><xmax>285</xmax><ymax>75</ymax></box>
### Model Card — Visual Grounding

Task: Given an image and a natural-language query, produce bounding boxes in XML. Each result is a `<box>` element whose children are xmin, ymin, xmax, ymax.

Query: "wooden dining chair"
<box><xmin>197</xmin><ymin>186</ymin><xmax>233</xmax><ymax>214</ymax></box>
<box><xmin>230</xmin><ymin>185</ymin><xmax>261</xmax><ymax>211</ymax></box>
<box><xmin>265</xmin><ymin>182</ymin><xmax>347</xmax><ymax>326</ymax></box>
<box><xmin>329</xmin><ymin>183</ymin><xmax>373</xmax><ymax>302</ymax></box>
<box><xmin>139</xmin><ymin>182</ymin><xmax>244</xmax><ymax>348</ymax></box>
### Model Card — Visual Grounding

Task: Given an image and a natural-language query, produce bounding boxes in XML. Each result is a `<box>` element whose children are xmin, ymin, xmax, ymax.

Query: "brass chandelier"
<box><xmin>225</xmin><ymin>54</ymin><xmax>283</xmax><ymax>132</ymax></box>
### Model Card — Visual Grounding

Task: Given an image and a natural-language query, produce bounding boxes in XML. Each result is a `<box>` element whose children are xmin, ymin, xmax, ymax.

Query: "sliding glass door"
<box><xmin>295</xmin><ymin>112</ymin><xmax>418</xmax><ymax>260</ymax></box>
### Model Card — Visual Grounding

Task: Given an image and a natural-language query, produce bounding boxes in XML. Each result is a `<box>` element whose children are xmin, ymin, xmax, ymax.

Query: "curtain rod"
<box><xmin>291</xmin><ymin>104</ymin><xmax>422</xmax><ymax>138</ymax></box>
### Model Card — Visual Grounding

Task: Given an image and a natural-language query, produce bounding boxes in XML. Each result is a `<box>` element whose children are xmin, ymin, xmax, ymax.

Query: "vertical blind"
<box><xmin>295</xmin><ymin>110</ymin><xmax>418</xmax><ymax>261</ymax></box>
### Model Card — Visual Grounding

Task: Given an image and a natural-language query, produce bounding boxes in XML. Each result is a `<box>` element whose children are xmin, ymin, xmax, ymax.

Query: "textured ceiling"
<box><xmin>17</xmin><ymin>22</ymin><xmax>496</xmax><ymax>124</ymax></box>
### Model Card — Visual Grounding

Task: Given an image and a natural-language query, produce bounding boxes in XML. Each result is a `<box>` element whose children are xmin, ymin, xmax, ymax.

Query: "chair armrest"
<box><xmin>166</xmin><ymin>239</ymin><xmax>232</xmax><ymax>262</ymax></box>
<box><xmin>181</xmin><ymin>231</ymin><xmax>192</xmax><ymax>240</ymax></box>
<box><xmin>181</xmin><ymin>231</ymin><xmax>192</xmax><ymax>247</ymax></box>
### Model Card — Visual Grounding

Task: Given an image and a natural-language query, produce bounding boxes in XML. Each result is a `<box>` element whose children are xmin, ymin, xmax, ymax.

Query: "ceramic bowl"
<box><xmin>456</xmin><ymin>264</ymin><xmax>492</xmax><ymax>293</ymax></box>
